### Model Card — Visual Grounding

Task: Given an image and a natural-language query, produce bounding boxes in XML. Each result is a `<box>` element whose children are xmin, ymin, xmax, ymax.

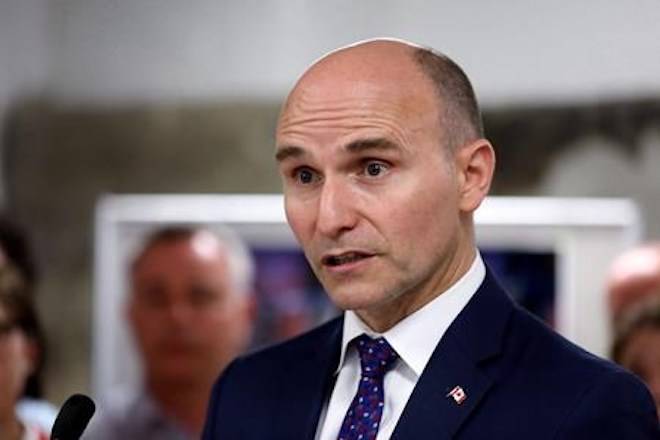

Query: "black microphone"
<box><xmin>50</xmin><ymin>394</ymin><xmax>96</xmax><ymax>440</ymax></box>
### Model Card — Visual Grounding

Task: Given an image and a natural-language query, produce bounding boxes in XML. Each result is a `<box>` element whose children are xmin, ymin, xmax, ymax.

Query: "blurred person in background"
<box><xmin>608</xmin><ymin>242</ymin><xmax>660</xmax><ymax>320</ymax></box>
<box><xmin>0</xmin><ymin>265</ymin><xmax>49</xmax><ymax>440</ymax></box>
<box><xmin>85</xmin><ymin>225</ymin><xmax>255</xmax><ymax>439</ymax></box>
<box><xmin>0</xmin><ymin>217</ymin><xmax>56</xmax><ymax>433</ymax></box>
<box><xmin>0</xmin><ymin>217</ymin><xmax>39</xmax><ymax>292</ymax></box>
<box><xmin>608</xmin><ymin>242</ymin><xmax>660</xmax><ymax>418</ymax></box>
<box><xmin>612</xmin><ymin>298</ymin><xmax>660</xmax><ymax>419</ymax></box>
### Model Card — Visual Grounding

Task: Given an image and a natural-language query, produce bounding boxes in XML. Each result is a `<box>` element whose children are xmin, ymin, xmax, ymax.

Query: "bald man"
<box><xmin>608</xmin><ymin>242</ymin><xmax>660</xmax><ymax>320</ymax></box>
<box><xmin>203</xmin><ymin>39</ymin><xmax>659</xmax><ymax>439</ymax></box>
<box><xmin>608</xmin><ymin>243</ymin><xmax>660</xmax><ymax>418</ymax></box>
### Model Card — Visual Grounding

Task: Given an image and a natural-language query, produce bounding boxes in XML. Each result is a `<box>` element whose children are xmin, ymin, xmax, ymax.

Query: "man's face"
<box><xmin>276</xmin><ymin>43</ymin><xmax>476</xmax><ymax>329</ymax></box>
<box><xmin>128</xmin><ymin>234</ymin><xmax>251</xmax><ymax>387</ymax></box>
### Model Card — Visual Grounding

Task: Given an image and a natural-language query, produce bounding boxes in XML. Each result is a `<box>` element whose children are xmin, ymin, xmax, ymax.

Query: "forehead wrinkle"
<box><xmin>278</xmin><ymin>115</ymin><xmax>415</xmax><ymax>159</ymax></box>
<box><xmin>278</xmin><ymin>99</ymin><xmax>420</xmax><ymax>145</ymax></box>
<box><xmin>280</xmin><ymin>78</ymin><xmax>429</xmax><ymax>125</ymax></box>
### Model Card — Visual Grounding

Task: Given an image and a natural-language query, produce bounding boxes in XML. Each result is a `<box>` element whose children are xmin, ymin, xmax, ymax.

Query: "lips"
<box><xmin>322</xmin><ymin>251</ymin><xmax>373</xmax><ymax>267</ymax></box>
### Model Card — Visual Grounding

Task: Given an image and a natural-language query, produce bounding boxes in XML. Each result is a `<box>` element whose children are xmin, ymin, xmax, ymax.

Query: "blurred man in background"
<box><xmin>612</xmin><ymin>299</ymin><xmax>660</xmax><ymax>419</ymax></box>
<box><xmin>608</xmin><ymin>242</ymin><xmax>660</xmax><ymax>320</ymax></box>
<box><xmin>86</xmin><ymin>225</ymin><xmax>255</xmax><ymax>439</ymax></box>
<box><xmin>608</xmin><ymin>242</ymin><xmax>660</xmax><ymax>418</ymax></box>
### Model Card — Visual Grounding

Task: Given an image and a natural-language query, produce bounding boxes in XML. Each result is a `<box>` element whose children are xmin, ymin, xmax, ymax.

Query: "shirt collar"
<box><xmin>336</xmin><ymin>252</ymin><xmax>485</xmax><ymax>376</ymax></box>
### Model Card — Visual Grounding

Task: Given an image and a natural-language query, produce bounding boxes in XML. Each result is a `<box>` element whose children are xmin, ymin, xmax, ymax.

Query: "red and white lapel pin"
<box><xmin>447</xmin><ymin>385</ymin><xmax>467</xmax><ymax>405</ymax></box>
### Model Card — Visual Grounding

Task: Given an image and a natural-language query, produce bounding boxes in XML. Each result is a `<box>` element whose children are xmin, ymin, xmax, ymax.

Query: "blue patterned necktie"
<box><xmin>337</xmin><ymin>334</ymin><xmax>399</xmax><ymax>440</ymax></box>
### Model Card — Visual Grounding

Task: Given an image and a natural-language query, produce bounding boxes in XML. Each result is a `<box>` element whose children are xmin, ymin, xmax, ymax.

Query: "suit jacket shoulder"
<box><xmin>203</xmin><ymin>316</ymin><xmax>343</xmax><ymax>440</ymax></box>
<box><xmin>506</xmin><ymin>303</ymin><xmax>658</xmax><ymax>438</ymax></box>
<box><xmin>391</xmin><ymin>269</ymin><xmax>659</xmax><ymax>439</ymax></box>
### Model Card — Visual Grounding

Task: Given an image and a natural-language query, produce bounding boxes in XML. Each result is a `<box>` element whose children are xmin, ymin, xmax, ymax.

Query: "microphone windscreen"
<box><xmin>50</xmin><ymin>394</ymin><xmax>96</xmax><ymax>440</ymax></box>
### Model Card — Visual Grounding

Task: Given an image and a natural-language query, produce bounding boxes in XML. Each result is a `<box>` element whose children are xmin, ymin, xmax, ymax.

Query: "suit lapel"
<box><xmin>272</xmin><ymin>316</ymin><xmax>343</xmax><ymax>440</ymax></box>
<box><xmin>392</xmin><ymin>269</ymin><xmax>514</xmax><ymax>439</ymax></box>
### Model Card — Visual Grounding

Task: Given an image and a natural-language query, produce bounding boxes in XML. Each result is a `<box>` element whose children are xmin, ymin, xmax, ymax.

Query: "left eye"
<box><xmin>365</xmin><ymin>161</ymin><xmax>388</xmax><ymax>177</ymax></box>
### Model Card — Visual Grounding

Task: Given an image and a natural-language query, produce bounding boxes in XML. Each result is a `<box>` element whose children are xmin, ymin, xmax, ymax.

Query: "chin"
<box><xmin>156</xmin><ymin>370</ymin><xmax>199</xmax><ymax>386</ymax></box>
<box><xmin>327</xmin><ymin>287</ymin><xmax>390</xmax><ymax>312</ymax></box>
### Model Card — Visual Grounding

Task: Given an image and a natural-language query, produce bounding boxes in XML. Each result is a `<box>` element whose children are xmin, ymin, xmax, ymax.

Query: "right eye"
<box><xmin>293</xmin><ymin>167</ymin><xmax>318</xmax><ymax>184</ymax></box>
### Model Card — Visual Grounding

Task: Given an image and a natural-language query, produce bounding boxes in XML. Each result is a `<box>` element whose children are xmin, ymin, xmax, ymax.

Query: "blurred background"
<box><xmin>2</xmin><ymin>0</ymin><xmax>660</xmax><ymax>405</ymax></box>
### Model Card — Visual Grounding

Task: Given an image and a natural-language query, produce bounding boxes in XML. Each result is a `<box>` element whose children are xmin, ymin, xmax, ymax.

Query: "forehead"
<box><xmin>276</xmin><ymin>46</ymin><xmax>439</xmax><ymax>148</ymax></box>
<box><xmin>134</xmin><ymin>237</ymin><xmax>228</xmax><ymax>275</ymax></box>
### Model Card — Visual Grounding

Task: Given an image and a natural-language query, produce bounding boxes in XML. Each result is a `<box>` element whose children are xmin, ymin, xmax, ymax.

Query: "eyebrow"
<box><xmin>275</xmin><ymin>145</ymin><xmax>305</xmax><ymax>163</ymax></box>
<box><xmin>275</xmin><ymin>137</ymin><xmax>400</xmax><ymax>163</ymax></box>
<box><xmin>345</xmin><ymin>137</ymin><xmax>400</xmax><ymax>154</ymax></box>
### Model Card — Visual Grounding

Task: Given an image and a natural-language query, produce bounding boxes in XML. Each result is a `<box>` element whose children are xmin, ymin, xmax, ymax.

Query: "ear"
<box><xmin>455</xmin><ymin>139</ymin><xmax>495</xmax><ymax>213</ymax></box>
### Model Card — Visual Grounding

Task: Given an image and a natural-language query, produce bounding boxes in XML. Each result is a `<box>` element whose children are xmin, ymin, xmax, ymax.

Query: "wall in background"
<box><xmin>47</xmin><ymin>0</ymin><xmax>660</xmax><ymax>105</ymax></box>
<box><xmin>0</xmin><ymin>0</ymin><xmax>49</xmax><ymax>202</ymax></box>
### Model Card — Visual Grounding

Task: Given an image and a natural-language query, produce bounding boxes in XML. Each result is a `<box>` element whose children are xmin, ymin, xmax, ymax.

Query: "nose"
<box><xmin>164</xmin><ymin>300</ymin><xmax>194</xmax><ymax>327</ymax></box>
<box><xmin>316</xmin><ymin>177</ymin><xmax>358</xmax><ymax>238</ymax></box>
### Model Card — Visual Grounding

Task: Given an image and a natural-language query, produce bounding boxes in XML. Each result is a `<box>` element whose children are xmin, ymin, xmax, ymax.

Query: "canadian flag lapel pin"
<box><xmin>447</xmin><ymin>385</ymin><xmax>467</xmax><ymax>405</ymax></box>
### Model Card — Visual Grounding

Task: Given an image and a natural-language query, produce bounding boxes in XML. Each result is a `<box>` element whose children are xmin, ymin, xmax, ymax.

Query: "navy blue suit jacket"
<box><xmin>203</xmin><ymin>269</ymin><xmax>659</xmax><ymax>439</ymax></box>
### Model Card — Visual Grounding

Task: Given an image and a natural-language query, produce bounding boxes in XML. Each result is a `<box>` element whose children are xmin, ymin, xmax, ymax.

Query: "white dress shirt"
<box><xmin>315</xmin><ymin>252</ymin><xmax>486</xmax><ymax>440</ymax></box>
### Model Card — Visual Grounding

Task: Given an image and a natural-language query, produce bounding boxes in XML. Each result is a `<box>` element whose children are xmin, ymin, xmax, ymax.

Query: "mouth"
<box><xmin>322</xmin><ymin>251</ymin><xmax>374</xmax><ymax>268</ymax></box>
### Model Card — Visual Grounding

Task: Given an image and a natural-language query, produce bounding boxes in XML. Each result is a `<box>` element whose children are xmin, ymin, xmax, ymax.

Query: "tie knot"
<box><xmin>353</xmin><ymin>335</ymin><xmax>398</xmax><ymax>378</ymax></box>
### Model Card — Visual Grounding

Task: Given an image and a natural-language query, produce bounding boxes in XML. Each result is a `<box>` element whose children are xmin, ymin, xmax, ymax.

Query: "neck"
<box><xmin>147</xmin><ymin>378</ymin><xmax>212</xmax><ymax>436</ymax></box>
<box><xmin>358</xmin><ymin>240</ymin><xmax>476</xmax><ymax>333</ymax></box>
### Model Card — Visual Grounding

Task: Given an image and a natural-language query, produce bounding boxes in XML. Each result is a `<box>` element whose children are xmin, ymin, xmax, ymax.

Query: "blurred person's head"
<box><xmin>0</xmin><ymin>265</ymin><xmax>42</xmax><ymax>435</ymax></box>
<box><xmin>127</xmin><ymin>226</ymin><xmax>255</xmax><ymax>394</ymax></box>
<box><xmin>0</xmin><ymin>217</ymin><xmax>38</xmax><ymax>291</ymax></box>
<box><xmin>0</xmin><ymin>217</ymin><xmax>44</xmax><ymax>400</ymax></box>
<box><xmin>607</xmin><ymin>242</ymin><xmax>660</xmax><ymax>320</ymax></box>
<box><xmin>612</xmin><ymin>298</ymin><xmax>660</xmax><ymax>418</ymax></box>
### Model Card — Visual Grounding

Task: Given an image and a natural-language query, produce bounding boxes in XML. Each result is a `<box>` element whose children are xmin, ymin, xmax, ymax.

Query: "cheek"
<box><xmin>395</xmin><ymin>179</ymin><xmax>456</xmax><ymax>226</ymax></box>
<box><xmin>132</xmin><ymin>318</ymin><xmax>165</xmax><ymax>349</ymax></box>
<box><xmin>203</xmin><ymin>317</ymin><xmax>246</xmax><ymax>357</ymax></box>
<box><xmin>204</xmin><ymin>306</ymin><xmax>243</xmax><ymax>335</ymax></box>
<box><xmin>203</xmin><ymin>312</ymin><xmax>232</xmax><ymax>335</ymax></box>
<box><xmin>285</xmin><ymin>199</ymin><xmax>315</xmax><ymax>244</ymax></box>
<box><xmin>387</xmin><ymin>186</ymin><xmax>458</xmax><ymax>258</ymax></box>
<box><xmin>1</xmin><ymin>339</ymin><xmax>33</xmax><ymax>395</ymax></box>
